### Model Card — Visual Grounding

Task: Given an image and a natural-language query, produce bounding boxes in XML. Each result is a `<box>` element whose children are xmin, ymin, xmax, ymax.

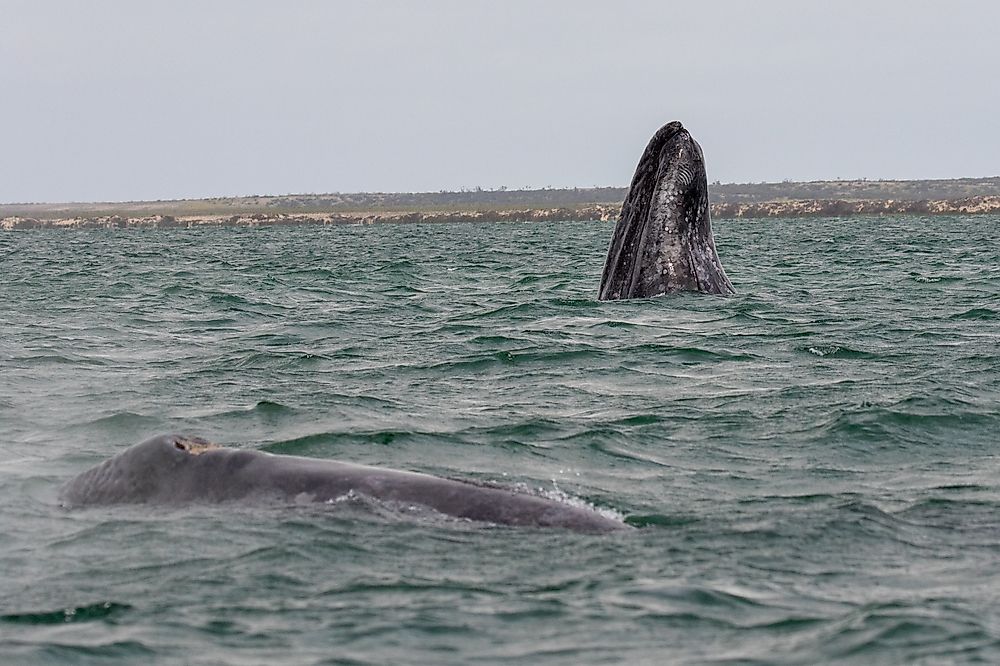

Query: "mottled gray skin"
<box><xmin>599</xmin><ymin>121</ymin><xmax>734</xmax><ymax>300</ymax></box>
<box><xmin>60</xmin><ymin>435</ymin><xmax>627</xmax><ymax>533</ymax></box>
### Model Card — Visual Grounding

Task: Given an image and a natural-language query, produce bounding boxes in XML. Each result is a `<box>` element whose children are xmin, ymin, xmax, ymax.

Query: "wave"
<box><xmin>587</xmin><ymin>319</ymin><xmax>640</xmax><ymax>330</ymax></box>
<box><xmin>16</xmin><ymin>352</ymin><xmax>107</xmax><ymax>367</ymax></box>
<box><xmin>624</xmin><ymin>513</ymin><xmax>699</xmax><ymax>528</ymax></box>
<box><xmin>818</xmin><ymin>401</ymin><xmax>998</xmax><ymax>448</ymax></box>
<box><xmin>811</xmin><ymin>601</ymin><xmax>996</xmax><ymax>663</ymax></box>
<box><xmin>950</xmin><ymin>307</ymin><xmax>999</xmax><ymax>320</ymax></box>
<box><xmin>909</xmin><ymin>272</ymin><xmax>964</xmax><ymax>284</ymax></box>
<box><xmin>373</xmin><ymin>258</ymin><xmax>418</xmax><ymax>273</ymax></box>
<box><xmin>413</xmin><ymin>347</ymin><xmax>609</xmax><ymax>373</ymax></box>
<box><xmin>619</xmin><ymin>344</ymin><xmax>758</xmax><ymax>363</ymax></box>
<box><xmin>462</xmin><ymin>418</ymin><xmax>564</xmax><ymax>443</ymax></box>
<box><xmin>217</xmin><ymin>349</ymin><xmax>334</xmax><ymax>370</ymax></box>
<box><xmin>467</xmin><ymin>333</ymin><xmax>535</xmax><ymax>347</ymax></box>
<box><xmin>802</xmin><ymin>344</ymin><xmax>882</xmax><ymax>359</ymax></box>
<box><xmin>1</xmin><ymin>601</ymin><xmax>132</xmax><ymax>625</ymax></box>
<box><xmin>73</xmin><ymin>411</ymin><xmax>162</xmax><ymax>433</ymax></box>
<box><xmin>195</xmin><ymin>400</ymin><xmax>297</xmax><ymax>424</ymax></box>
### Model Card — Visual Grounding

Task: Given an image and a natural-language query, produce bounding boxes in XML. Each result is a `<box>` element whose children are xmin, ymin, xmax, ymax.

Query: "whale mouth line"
<box><xmin>173</xmin><ymin>436</ymin><xmax>220</xmax><ymax>456</ymax></box>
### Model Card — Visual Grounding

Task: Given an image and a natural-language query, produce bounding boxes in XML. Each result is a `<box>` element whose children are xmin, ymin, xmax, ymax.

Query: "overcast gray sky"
<box><xmin>2</xmin><ymin>1</ymin><xmax>998</xmax><ymax>203</ymax></box>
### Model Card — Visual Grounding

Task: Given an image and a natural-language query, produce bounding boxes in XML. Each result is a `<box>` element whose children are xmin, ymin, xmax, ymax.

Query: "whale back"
<box><xmin>60</xmin><ymin>434</ymin><xmax>628</xmax><ymax>533</ymax></box>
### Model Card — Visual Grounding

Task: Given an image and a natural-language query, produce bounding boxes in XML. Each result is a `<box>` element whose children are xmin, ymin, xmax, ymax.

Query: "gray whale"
<box><xmin>599</xmin><ymin>121</ymin><xmax>734</xmax><ymax>300</ymax></box>
<box><xmin>60</xmin><ymin>434</ymin><xmax>627</xmax><ymax>533</ymax></box>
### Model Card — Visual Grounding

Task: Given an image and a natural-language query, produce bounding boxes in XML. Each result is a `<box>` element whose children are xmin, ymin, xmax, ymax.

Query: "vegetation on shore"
<box><xmin>3</xmin><ymin>177</ymin><xmax>1000</xmax><ymax>229</ymax></box>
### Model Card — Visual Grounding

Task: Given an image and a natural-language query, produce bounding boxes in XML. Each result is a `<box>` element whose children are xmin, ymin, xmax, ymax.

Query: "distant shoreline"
<box><xmin>4</xmin><ymin>196</ymin><xmax>1000</xmax><ymax>230</ymax></box>
<box><xmin>4</xmin><ymin>178</ymin><xmax>1000</xmax><ymax>229</ymax></box>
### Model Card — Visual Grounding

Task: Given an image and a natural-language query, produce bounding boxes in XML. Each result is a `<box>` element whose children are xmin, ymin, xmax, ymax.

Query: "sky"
<box><xmin>2</xmin><ymin>0</ymin><xmax>998</xmax><ymax>203</ymax></box>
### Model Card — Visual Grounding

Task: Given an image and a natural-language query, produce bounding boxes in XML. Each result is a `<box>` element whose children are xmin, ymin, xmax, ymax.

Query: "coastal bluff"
<box><xmin>5</xmin><ymin>178</ymin><xmax>1000</xmax><ymax>229</ymax></box>
<box><xmin>4</xmin><ymin>197</ymin><xmax>1000</xmax><ymax>230</ymax></box>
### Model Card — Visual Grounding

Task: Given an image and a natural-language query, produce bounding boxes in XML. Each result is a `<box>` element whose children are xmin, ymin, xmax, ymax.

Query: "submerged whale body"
<box><xmin>60</xmin><ymin>435</ymin><xmax>627</xmax><ymax>533</ymax></box>
<box><xmin>599</xmin><ymin>121</ymin><xmax>734</xmax><ymax>300</ymax></box>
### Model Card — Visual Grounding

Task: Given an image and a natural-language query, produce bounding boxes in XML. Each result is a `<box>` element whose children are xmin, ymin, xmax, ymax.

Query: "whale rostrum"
<box><xmin>599</xmin><ymin>121</ymin><xmax>734</xmax><ymax>300</ymax></box>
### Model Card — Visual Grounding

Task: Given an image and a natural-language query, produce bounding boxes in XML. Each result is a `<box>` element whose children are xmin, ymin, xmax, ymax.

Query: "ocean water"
<box><xmin>1</xmin><ymin>216</ymin><xmax>998</xmax><ymax>664</ymax></box>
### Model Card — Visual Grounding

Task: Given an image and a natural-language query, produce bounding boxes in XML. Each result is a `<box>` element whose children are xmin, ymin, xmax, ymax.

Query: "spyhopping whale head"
<box><xmin>599</xmin><ymin>121</ymin><xmax>734</xmax><ymax>300</ymax></box>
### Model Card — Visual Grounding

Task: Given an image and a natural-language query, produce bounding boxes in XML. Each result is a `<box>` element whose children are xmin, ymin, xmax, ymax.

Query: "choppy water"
<box><xmin>1</xmin><ymin>216</ymin><xmax>998</xmax><ymax>664</ymax></box>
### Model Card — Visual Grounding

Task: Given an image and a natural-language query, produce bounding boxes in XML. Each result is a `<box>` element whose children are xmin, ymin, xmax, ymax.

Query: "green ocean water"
<box><xmin>1</xmin><ymin>216</ymin><xmax>998</xmax><ymax>664</ymax></box>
